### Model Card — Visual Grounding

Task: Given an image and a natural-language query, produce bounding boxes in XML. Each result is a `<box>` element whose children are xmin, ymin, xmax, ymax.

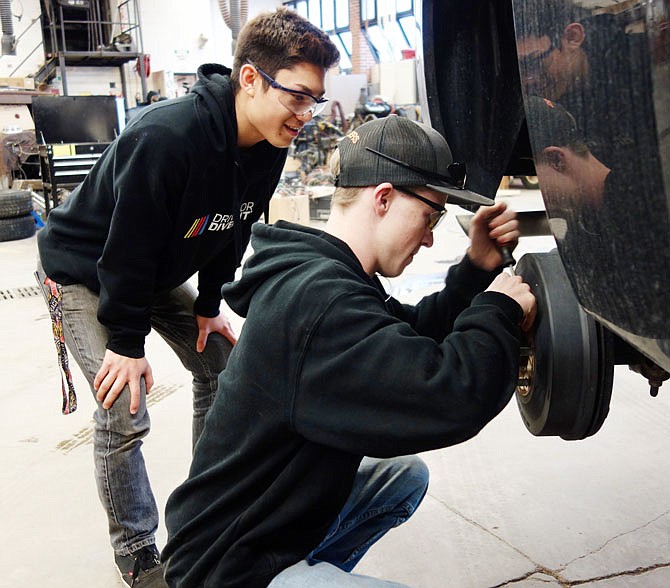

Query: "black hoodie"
<box><xmin>37</xmin><ymin>64</ymin><xmax>287</xmax><ymax>358</ymax></box>
<box><xmin>163</xmin><ymin>221</ymin><xmax>524</xmax><ymax>588</ymax></box>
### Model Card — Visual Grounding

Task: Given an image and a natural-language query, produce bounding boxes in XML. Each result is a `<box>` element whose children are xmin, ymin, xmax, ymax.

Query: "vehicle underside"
<box><xmin>418</xmin><ymin>0</ymin><xmax>670</xmax><ymax>439</ymax></box>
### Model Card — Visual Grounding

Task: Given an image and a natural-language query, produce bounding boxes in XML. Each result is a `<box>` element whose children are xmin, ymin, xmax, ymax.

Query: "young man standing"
<box><xmin>162</xmin><ymin>116</ymin><xmax>536</xmax><ymax>588</ymax></box>
<box><xmin>36</xmin><ymin>8</ymin><xmax>339</xmax><ymax>587</ymax></box>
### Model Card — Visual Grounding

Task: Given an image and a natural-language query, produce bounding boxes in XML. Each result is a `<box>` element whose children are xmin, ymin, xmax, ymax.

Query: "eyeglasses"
<box><xmin>252</xmin><ymin>64</ymin><xmax>329</xmax><ymax>118</ymax></box>
<box><xmin>395</xmin><ymin>186</ymin><xmax>447</xmax><ymax>231</ymax></box>
<box><xmin>517</xmin><ymin>33</ymin><xmax>560</xmax><ymax>76</ymax></box>
<box><xmin>518</xmin><ymin>45</ymin><xmax>554</xmax><ymax>76</ymax></box>
<box><xmin>366</xmin><ymin>147</ymin><xmax>466</xmax><ymax>189</ymax></box>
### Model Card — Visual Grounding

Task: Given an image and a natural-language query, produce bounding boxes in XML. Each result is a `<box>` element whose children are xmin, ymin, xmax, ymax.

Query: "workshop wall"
<box><xmin>1</xmin><ymin>0</ymin><xmax>282</xmax><ymax>104</ymax></box>
<box><xmin>134</xmin><ymin>0</ymin><xmax>280</xmax><ymax>102</ymax></box>
<box><xmin>0</xmin><ymin>0</ymin><xmax>43</xmax><ymax>82</ymax></box>
<box><xmin>1</xmin><ymin>1</ymin><xmax>411</xmax><ymax>115</ymax></box>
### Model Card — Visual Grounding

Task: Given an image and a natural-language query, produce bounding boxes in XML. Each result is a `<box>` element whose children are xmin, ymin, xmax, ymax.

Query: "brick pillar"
<box><xmin>349</xmin><ymin>0</ymin><xmax>376</xmax><ymax>78</ymax></box>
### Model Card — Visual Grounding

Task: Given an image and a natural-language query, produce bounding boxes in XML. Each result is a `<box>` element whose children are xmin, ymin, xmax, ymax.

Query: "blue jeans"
<box><xmin>269</xmin><ymin>456</ymin><xmax>429</xmax><ymax>587</ymax></box>
<box><xmin>36</xmin><ymin>263</ymin><xmax>232</xmax><ymax>556</ymax></box>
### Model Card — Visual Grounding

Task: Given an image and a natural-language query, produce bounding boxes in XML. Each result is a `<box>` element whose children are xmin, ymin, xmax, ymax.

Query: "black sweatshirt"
<box><xmin>163</xmin><ymin>221</ymin><xmax>524</xmax><ymax>588</ymax></box>
<box><xmin>37</xmin><ymin>64</ymin><xmax>287</xmax><ymax>357</ymax></box>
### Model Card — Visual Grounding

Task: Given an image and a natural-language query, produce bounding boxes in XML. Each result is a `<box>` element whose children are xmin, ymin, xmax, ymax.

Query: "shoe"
<box><xmin>114</xmin><ymin>544</ymin><xmax>168</xmax><ymax>587</ymax></box>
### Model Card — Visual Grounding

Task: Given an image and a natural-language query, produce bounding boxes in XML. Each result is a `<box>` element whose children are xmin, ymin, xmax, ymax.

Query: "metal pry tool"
<box><xmin>500</xmin><ymin>245</ymin><xmax>516</xmax><ymax>276</ymax></box>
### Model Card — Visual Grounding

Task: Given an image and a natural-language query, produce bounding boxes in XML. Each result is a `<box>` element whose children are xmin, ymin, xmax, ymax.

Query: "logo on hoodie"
<box><xmin>184</xmin><ymin>202</ymin><xmax>255</xmax><ymax>238</ymax></box>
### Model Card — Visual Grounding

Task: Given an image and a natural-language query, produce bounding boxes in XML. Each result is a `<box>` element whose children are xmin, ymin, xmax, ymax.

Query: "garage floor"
<box><xmin>1</xmin><ymin>189</ymin><xmax>669</xmax><ymax>588</ymax></box>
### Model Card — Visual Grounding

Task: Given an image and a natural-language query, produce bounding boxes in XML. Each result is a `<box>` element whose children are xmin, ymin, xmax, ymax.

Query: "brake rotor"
<box><xmin>514</xmin><ymin>250</ymin><xmax>614</xmax><ymax>440</ymax></box>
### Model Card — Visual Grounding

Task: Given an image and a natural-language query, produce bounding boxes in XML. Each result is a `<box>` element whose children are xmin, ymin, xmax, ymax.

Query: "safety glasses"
<box><xmin>518</xmin><ymin>44</ymin><xmax>554</xmax><ymax>76</ymax></box>
<box><xmin>253</xmin><ymin>64</ymin><xmax>328</xmax><ymax>119</ymax></box>
<box><xmin>395</xmin><ymin>186</ymin><xmax>447</xmax><ymax>231</ymax></box>
<box><xmin>517</xmin><ymin>32</ymin><xmax>562</xmax><ymax>78</ymax></box>
<box><xmin>365</xmin><ymin>147</ymin><xmax>466</xmax><ymax>189</ymax></box>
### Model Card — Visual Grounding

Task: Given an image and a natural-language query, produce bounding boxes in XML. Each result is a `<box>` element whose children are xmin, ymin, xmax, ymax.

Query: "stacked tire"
<box><xmin>0</xmin><ymin>189</ymin><xmax>36</xmax><ymax>243</ymax></box>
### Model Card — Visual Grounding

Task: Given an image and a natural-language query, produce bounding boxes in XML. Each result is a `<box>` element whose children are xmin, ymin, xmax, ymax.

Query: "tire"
<box><xmin>0</xmin><ymin>189</ymin><xmax>33</xmax><ymax>219</ymax></box>
<box><xmin>0</xmin><ymin>214</ymin><xmax>36</xmax><ymax>242</ymax></box>
<box><xmin>515</xmin><ymin>250</ymin><xmax>613</xmax><ymax>440</ymax></box>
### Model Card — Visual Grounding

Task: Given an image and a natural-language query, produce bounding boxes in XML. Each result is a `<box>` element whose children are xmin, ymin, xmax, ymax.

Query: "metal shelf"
<box><xmin>36</xmin><ymin>0</ymin><xmax>146</xmax><ymax>106</ymax></box>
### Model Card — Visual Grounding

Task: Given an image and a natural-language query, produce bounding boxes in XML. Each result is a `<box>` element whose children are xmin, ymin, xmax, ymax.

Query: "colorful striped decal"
<box><xmin>184</xmin><ymin>215</ymin><xmax>210</xmax><ymax>238</ymax></box>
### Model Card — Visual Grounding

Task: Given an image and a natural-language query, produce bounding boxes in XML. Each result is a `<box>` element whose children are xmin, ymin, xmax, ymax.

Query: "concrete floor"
<box><xmin>1</xmin><ymin>191</ymin><xmax>669</xmax><ymax>587</ymax></box>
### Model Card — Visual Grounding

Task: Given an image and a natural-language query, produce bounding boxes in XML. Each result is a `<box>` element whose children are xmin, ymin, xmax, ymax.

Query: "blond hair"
<box><xmin>328</xmin><ymin>148</ymin><xmax>364</xmax><ymax>207</ymax></box>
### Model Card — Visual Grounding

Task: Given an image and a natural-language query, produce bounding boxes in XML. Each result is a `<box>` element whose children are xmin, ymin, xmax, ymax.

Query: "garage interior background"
<box><xmin>0</xmin><ymin>0</ymin><xmax>633</xmax><ymax>224</ymax></box>
<box><xmin>0</xmin><ymin>1</ymin><xmax>421</xmax><ymax>127</ymax></box>
<box><xmin>0</xmin><ymin>0</ymin><xmax>431</xmax><ymax>222</ymax></box>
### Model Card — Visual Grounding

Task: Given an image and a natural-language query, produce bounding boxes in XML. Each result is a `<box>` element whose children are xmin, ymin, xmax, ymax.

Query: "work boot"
<box><xmin>114</xmin><ymin>544</ymin><xmax>168</xmax><ymax>587</ymax></box>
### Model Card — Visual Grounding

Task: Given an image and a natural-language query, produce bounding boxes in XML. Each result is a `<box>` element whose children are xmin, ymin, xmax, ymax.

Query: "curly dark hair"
<box><xmin>231</xmin><ymin>7</ymin><xmax>340</xmax><ymax>93</ymax></box>
<box><xmin>516</xmin><ymin>0</ymin><xmax>628</xmax><ymax>61</ymax></box>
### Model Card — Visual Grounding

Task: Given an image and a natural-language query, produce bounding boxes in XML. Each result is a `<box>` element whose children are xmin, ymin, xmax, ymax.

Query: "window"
<box><xmin>291</xmin><ymin>0</ymin><xmax>308</xmax><ymax>18</ymax></box>
<box><xmin>321</xmin><ymin>1</ymin><xmax>335</xmax><ymax>30</ymax></box>
<box><xmin>283</xmin><ymin>0</ymin><xmax>352</xmax><ymax>71</ymax></box>
<box><xmin>282</xmin><ymin>1</ymin><xmax>418</xmax><ymax>66</ymax></box>
<box><xmin>338</xmin><ymin>30</ymin><xmax>353</xmax><ymax>64</ymax></box>
<box><xmin>308</xmin><ymin>0</ymin><xmax>322</xmax><ymax>25</ymax></box>
<box><xmin>330</xmin><ymin>34</ymin><xmax>352</xmax><ymax>70</ymax></box>
<box><xmin>398</xmin><ymin>14</ymin><xmax>418</xmax><ymax>47</ymax></box>
<box><xmin>361</xmin><ymin>0</ymin><xmax>376</xmax><ymax>22</ymax></box>
<box><xmin>360</xmin><ymin>0</ymin><xmax>418</xmax><ymax>62</ymax></box>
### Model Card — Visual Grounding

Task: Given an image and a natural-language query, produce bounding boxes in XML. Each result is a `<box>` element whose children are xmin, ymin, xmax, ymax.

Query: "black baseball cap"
<box><xmin>334</xmin><ymin>116</ymin><xmax>494</xmax><ymax>207</ymax></box>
